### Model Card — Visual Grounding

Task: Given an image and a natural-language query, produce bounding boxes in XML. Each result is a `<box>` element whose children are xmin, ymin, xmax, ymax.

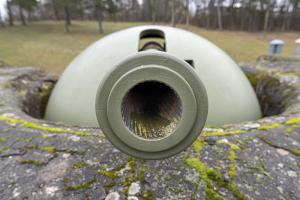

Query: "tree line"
<box><xmin>0</xmin><ymin>0</ymin><xmax>299</xmax><ymax>33</ymax></box>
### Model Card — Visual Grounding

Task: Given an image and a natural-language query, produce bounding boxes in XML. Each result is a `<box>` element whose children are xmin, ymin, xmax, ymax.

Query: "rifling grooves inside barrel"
<box><xmin>121</xmin><ymin>81</ymin><xmax>182</xmax><ymax>140</ymax></box>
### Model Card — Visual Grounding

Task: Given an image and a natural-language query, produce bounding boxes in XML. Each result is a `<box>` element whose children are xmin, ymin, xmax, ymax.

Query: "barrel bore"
<box><xmin>121</xmin><ymin>81</ymin><xmax>182</xmax><ymax>140</ymax></box>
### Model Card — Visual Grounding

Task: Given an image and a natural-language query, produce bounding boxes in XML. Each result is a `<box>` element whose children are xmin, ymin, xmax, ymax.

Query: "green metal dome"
<box><xmin>45</xmin><ymin>25</ymin><xmax>261</xmax><ymax>159</ymax></box>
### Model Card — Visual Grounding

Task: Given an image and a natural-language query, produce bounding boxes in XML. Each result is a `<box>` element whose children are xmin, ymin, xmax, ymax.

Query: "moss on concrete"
<box><xmin>18</xmin><ymin>90</ymin><xmax>26</xmax><ymax>97</ymax></box>
<box><xmin>97</xmin><ymin>169</ymin><xmax>120</xmax><ymax>180</ymax></box>
<box><xmin>97</xmin><ymin>157</ymin><xmax>150</xmax><ymax>197</ymax></box>
<box><xmin>20</xmin><ymin>160</ymin><xmax>45</xmax><ymax>167</ymax></box>
<box><xmin>226</xmin><ymin>143</ymin><xmax>247</xmax><ymax>200</ymax></box>
<box><xmin>201</xmin><ymin>130</ymin><xmax>245</xmax><ymax>138</ymax></box>
<box><xmin>228</xmin><ymin>144</ymin><xmax>240</xmax><ymax>178</ymax></box>
<box><xmin>1</xmin><ymin>59</ymin><xmax>300</xmax><ymax>199</ymax></box>
<box><xmin>0</xmin><ymin>115</ymin><xmax>104</xmax><ymax>138</ymax></box>
<box><xmin>63</xmin><ymin>177</ymin><xmax>96</xmax><ymax>191</ymax></box>
<box><xmin>186</xmin><ymin>139</ymin><xmax>247</xmax><ymax>200</ymax></box>
<box><xmin>0</xmin><ymin>147</ymin><xmax>9</xmax><ymax>154</ymax></box>
<box><xmin>72</xmin><ymin>162</ymin><xmax>88</xmax><ymax>169</ymax></box>
<box><xmin>285</xmin><ymin>125</ymin><xmax>298</xmax><ymax>133</ymax></box>
<box><xmin>0</xmin><ymin>137</ymin><xmax>8</xmax><ymax>143</ymax></box>
<box><xmin>185</xmin><ymin>140</ymin><xmax>224</xmax><ymax>200</ymax></box>
<box><xmin>290</xmin><ymin>149</ymin><xmax>300</xmax><ymax>156</ymax></box>
<box><xmin>184</xmin><ymin>155</ymin><xmax>224</xmax><ymax>200</ymax></box>
<box><xmin>286</xmin><ymin>117</ymin><xmax>300</xmax><ymax>125</ymax></box>
<box><xmin>128</xmin><ymin>157</ymin><xmax>136</xmax><ymax>173</ymax></box>
<box><xmin>40</xmin><ymin>146</ymin><xmax>56</xmax><ymax>155</ymax></box>
<box><xmin>142</xmin><ymin>190</ymin><xmax>154</xmax><ymax>200</ymax></box>
<box><xmin>25</xmin><ymin>144</ymin><xmax>58</xmax><ymax>157</ymax></box>
<box><xmin>202</xmin><ymin>118</ymin><xmax>300</xmax><ymax>138</ymax></box>
<box><xmin>193</xmin><ymin>140</ymin><xmax>206</xmax><ymax>153</ymax></box>
<box><xmin>257</xmin><ymin>124</ymin><xmax>280</xmax><ymax>131</ymax></box>
<box><xmin>123</xmin><ymin>162</ymin><xmax>148</xmax><ymax>196</ymax></box>
<box><xmin>41</xmin><ymin>134</ymin><xmax>50</xmax><ymax>139</ymax></box>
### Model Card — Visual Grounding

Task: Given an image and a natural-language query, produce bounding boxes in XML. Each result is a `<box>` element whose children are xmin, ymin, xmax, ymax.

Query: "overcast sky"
<box><xmin>0</xmin><ymin>0</ymin><xmax>6</xmax><ymax>19</ymax></box>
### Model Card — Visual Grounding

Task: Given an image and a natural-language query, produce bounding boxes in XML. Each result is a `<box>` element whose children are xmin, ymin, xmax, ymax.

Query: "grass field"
<box><xmin>0</xmin><ymin>21</ymin><xmax>299</xmax><ymax>74</ymax></box>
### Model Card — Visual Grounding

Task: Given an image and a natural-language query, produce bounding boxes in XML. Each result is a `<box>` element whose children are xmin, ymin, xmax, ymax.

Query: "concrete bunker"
<box><xmin>13</xmin><ymin>56</ymin><xmax>296</xmax><ymax>160</ymax></box>
<box><xmin>2</xmin><ymin>56</ymin><xmax>300</xmax><ymax>200</ymax></box>
<box><xmin>12</xmin><ymin>26</ymin><xmax>295</xmax><ymax>159</ymax></box>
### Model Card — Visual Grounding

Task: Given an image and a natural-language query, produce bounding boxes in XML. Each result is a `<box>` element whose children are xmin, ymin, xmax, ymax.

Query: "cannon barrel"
<box><xmin>95</xmin><ymin>51</ymin><xmax>208</xmax><ymax>159</ymax></box>
<box><xmin>45</xmin><ymin>26</ymin><xmax>261</xmax><ymax>159</ymax></box>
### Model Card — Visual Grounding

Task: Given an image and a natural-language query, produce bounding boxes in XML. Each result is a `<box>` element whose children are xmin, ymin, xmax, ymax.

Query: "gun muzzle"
<box><xmin>95</xmin><ymin>51</ymin><xmax>208</xmax><ymax>159</ymax></box>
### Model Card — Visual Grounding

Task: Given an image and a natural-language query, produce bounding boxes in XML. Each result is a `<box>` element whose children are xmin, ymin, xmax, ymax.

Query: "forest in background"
<box><xmin>0</xmin><ymin>0</ymin><xmax>299</xmax><ymax>34</ymax></box>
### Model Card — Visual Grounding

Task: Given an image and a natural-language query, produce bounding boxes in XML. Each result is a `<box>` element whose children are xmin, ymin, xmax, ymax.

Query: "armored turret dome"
<box><xmin>45</xmin><ymin>25</ymin><xmax>261</xmax><ymax>159</ymax></box>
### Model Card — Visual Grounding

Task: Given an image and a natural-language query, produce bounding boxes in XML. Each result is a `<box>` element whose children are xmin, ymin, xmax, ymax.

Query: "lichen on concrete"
<box><xmin>0</xmin><ymin>57</ymin><xmax>300</xmax><ymax>199</ymax></box>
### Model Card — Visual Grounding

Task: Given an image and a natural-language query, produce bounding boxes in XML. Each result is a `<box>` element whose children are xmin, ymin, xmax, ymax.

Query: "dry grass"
<box><xmin>182</xmin><ymin>25</ymin><xmax>299</xmax><ymax>63</ymax></box>
<box><xmin>0</xmin><ymin>21</ymin><xmax>299</xmax><ymax>74</ymax></box>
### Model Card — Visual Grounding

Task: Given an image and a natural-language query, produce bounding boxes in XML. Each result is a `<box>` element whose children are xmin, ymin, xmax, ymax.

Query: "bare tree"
<box><xmin>7</xmin><ymin>0</ymin><xmax>299</xmax><ymax>32</ymax></box>
<box><xmin>18</xmin><ymin>3</ymin><xmax>26</xmax><ymax>25</ymax></box>
<box><xmin>263</xmin><ymin>0</ymin><xmax>271</xmax><ymax>38</ymax></box>
<box><xmin>51</xmin><ymin>0</ymin><xmax>60</xmax><ymax>20</ymax></box>
<box><xmin>247</xmin><ymin>0</ymin><xmax>253</xmax><ymax>31</ymax></box>
<box><xmin>207</xmin><ymin>0</ymin><xmax>215</xmax><ymax>29</ymax></box>
<box><xmin>281</xmin><ymin>0</ymin><xmax>289</xmax><ymax>31</ymax></box>
<box><xmin>77</xmin><ymin>0</ymin><xmax>84</xmax><ymax>20</ymax></box>
<box><xmin>240</xmin><ymin>0</ymin><xmax>246</xmax><ymax>30</ymax></box>
<box><xmin>170</xmin><ymin>0</ymin><xmax>185</xmax><ymax>27</ymax></box>
<box><xmin>171</xmin><ymin>0</ymin><xmax>175</xmax><ymax>26</ymax></box>
<box><xmin>228</xmin><ymin>0</ymin><xmax>237</xmax><ymax>29</ymax></box>
<box><xmin>12</xmin><ymin>0</ymin><xmax>37</xmax><ymax>26</ymax></box>
<box><xmin>6</xmin><ymin>0</ymin><xmax>14</xmax><ymax>26</ymax></box>
<box><xmin>185</xmin><ymin>0</ymin><xmax>189</xmax><ymax>25</ymax></box>
<box><xmin>58</xmin><ymin>0</ymin><xmax>72</xmax><ymax>32</ymax></box>
<box><xmin>150</xmin><ymin>0</ymin><xmax>157</xmax><ymax>24</ymax></box>
<box><xmin>106</xmin><ymin>0</ymin><xmax>119</xmax><ymax>22</ymax></box>
<box><xmin>216</xmin><ymin>0</ymin><xmax>223</xmax><ymax>30</ymax></box>
<box><xmin>94</xmin><ymin>0</ymin><xmax>104</xmax><ymax>34</ymax></box>
<box><xmin>142</xmin><ymin>0</ymin><xmax>156</xmax><ymax>24</ymax></box>
<box><xmin>287</xmin><ymin>0</ymin><xmax>300</xmax><ymax>30</ymax></box>
<box><xmin>64</xmin><ymin>6</ymin><xmax>70</xmax><ymax>32</ymax></box>
<box><xmin>12</xmin><ymin>0</ymin><xmax>28</xmax><ymax>26</ymax></box>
